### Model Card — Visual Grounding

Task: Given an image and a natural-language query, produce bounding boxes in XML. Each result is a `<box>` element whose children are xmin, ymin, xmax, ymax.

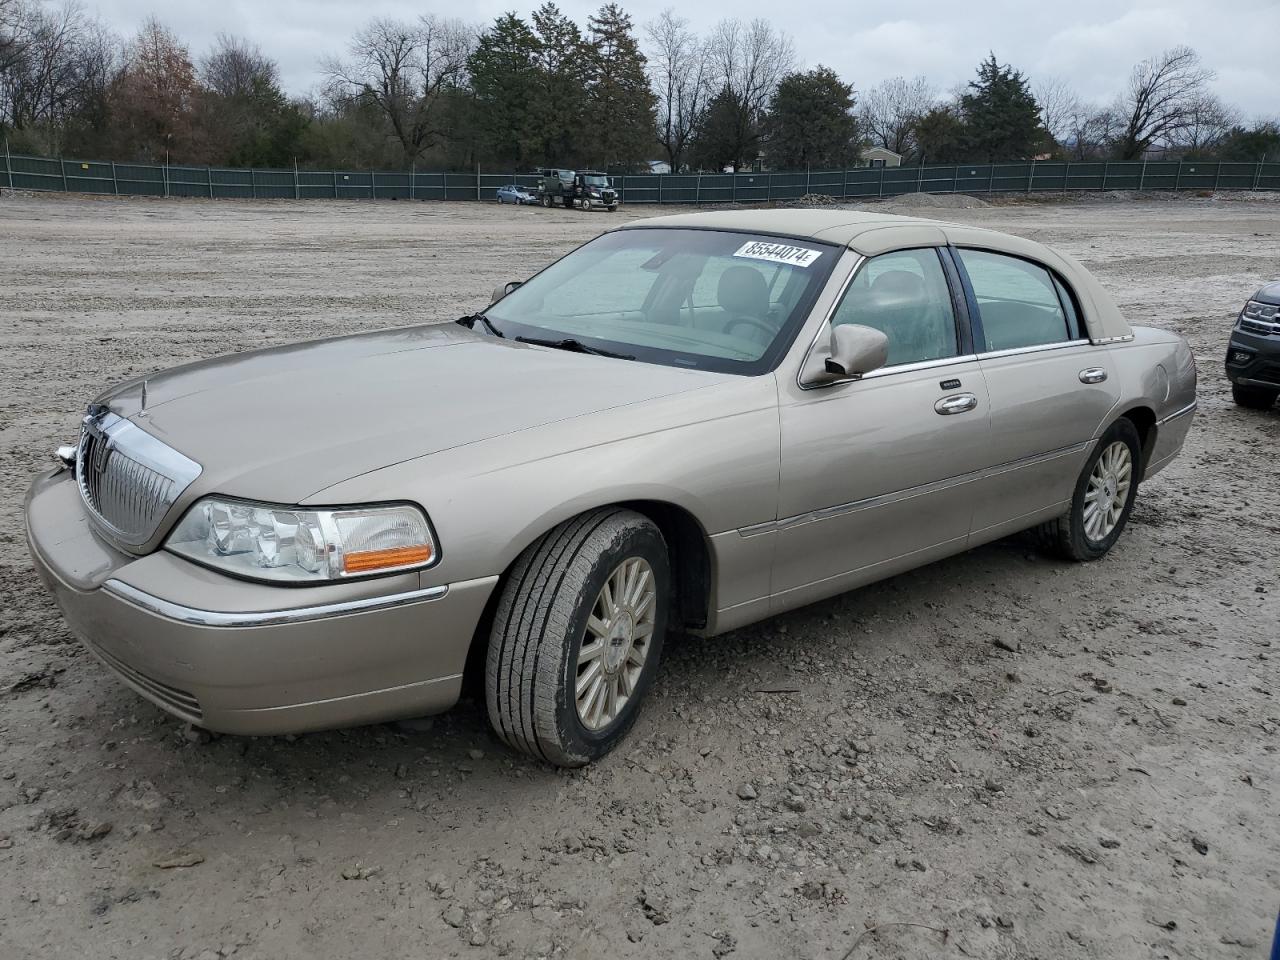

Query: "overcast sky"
<box><xmin>80</xmin><ymin>0</ymin><xmax>1279</xmax><ymax>118</ymax></box>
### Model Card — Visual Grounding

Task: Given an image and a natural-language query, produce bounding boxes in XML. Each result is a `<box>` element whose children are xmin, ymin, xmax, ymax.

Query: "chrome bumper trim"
<box><xmin>102</xmin><ymin>580</ymin><xmax>449</xmax><ymax>628</ymax></box>
<box><xmin>1157</xmin><ymin>400</ymin><xmax>1197</xmax><ymax>425</ymax></box>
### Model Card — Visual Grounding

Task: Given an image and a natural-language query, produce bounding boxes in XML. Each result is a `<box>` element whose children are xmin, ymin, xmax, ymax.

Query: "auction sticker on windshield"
<box><xmin>733</xmin><ymin>240</ymin><xmax>824</xmax><ymax>268</ymax></box>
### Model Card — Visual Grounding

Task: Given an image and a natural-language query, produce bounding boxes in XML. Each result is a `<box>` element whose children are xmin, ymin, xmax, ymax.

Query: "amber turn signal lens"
<box><xmin>342</xmin><ymin>544</ymin><xmax>434</xmax><ymax>574</ymax></box>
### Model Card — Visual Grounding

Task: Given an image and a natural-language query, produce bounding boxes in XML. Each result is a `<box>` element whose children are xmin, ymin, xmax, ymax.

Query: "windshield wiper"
<box><xmin>456</xmin><ymin>313</ymin><xmax>505</xmax><ymax>338</ymax></box>
<box><xmin>515</xmin><ymin>336</ymin><xmax>634</xmax><ymax>360</ymax></box>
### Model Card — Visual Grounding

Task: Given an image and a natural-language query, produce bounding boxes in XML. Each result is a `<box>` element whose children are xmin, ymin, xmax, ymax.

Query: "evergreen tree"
<box><xmin>765</xmin><ymin>66</ymin><xmax>858</xmax><ymax>169</ymax></box>
<box><xmin>467</xmin><ymin>14</ymin><xmax>542</xmax><ymax>168</ymax></box>
<box><xmin>913</xmin><ymin>105</ymin><xmax>967</xmax><ymax>163</ymax></box>
<box><xmin>1217</xmin><ymin>121</ymin><xmax>1280</xmax><ymax>162</ymax></box>
<box><xmin>689</xmin><ymin>86</ymin><xmax>749</xmax><ymax>171</ymax></box>
<box><xmin>959</xmin><ymin>54</ymin><xmax>1043</xmax><ymax>161</ymax></box>
<box><xmin>585</xmin><ymin>4</ymin><xmax>656</xmax><ymax>171</ymax></box>
<box><xmin>529</xmin><ymin>3</ymin><xmax>591</xmax><ymax>166</ymax></box>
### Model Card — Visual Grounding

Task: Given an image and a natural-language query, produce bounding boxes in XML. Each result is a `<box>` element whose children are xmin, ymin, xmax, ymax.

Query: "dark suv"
<box><xmin>1226</xmin><ymin>281</ymin><xmax>1280</xmax><ymax>409</ymax></box>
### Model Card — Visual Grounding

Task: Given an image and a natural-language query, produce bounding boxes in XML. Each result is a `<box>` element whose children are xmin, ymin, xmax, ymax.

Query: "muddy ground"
<box><xmin>0</xmin><ymin>193</ymin><xmax>1277</xmax><ymax>960</ymax></box>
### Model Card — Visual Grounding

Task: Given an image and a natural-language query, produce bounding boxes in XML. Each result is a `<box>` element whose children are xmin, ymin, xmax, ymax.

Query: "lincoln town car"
<box><xmin>25</xmin><ymin>210</ymin><xmax>1197</xmax><ymax>766</ymax></box>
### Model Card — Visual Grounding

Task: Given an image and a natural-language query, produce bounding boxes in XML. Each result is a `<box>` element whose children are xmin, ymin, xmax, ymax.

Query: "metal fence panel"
<box><xmin>3</xmin><ymin>152</ymin><xmax>1276</xmax><ymax>204</ymax></box>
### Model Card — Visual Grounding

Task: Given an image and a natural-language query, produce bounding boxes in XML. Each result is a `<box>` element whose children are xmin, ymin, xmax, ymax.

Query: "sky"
<box><xmin>80</xmin><ymin>0</ymin><xmax>1280</xmax><ymax>118</ymax></box>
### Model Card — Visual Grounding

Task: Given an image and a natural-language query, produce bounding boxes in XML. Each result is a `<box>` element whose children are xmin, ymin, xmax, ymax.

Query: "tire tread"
<box><xmin>486</xmin><ymin>508</ymin><xmax>659</xmax><ymax>766</ymax></box>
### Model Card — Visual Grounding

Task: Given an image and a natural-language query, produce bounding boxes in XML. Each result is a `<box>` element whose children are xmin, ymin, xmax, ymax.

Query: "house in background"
<box><xmin>646</xmin><ymin>160</ymin><xmax>671</xmax><ymax>175</ymax></box>
<box><xmin>860</xmin><ymin>147</ymin><xmax>902</xmax><ymax>168</ymax></box>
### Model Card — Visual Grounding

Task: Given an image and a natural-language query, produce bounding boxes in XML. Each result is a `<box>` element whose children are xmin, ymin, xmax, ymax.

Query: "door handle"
<box><xmin>1079</xmin><ymin>367</ymin><xmax>1108</xmax><ymax>384</ymax></box>
<box><xmin>934</xmin><ymin>393</ymin><xmax>978</xmax><ymax>415</ymax></box>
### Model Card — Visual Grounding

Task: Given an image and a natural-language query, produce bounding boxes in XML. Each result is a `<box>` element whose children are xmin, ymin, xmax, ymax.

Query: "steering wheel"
<box><xmin>723</xmin><ymin>316</ymin><xmax>776</xmax><ymax>340</ymax></box>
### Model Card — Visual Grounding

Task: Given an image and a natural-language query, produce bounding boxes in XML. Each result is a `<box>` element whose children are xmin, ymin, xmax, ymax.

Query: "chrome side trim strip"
<box><xmin>1157</xmin><ymin>400</ymin><xmax>1197</xmax><ymax>425</ymax></box>
<box><xmin>1089</xmin><ymin>334</ymin><xmax>1135</xmax><ymax>345</ymax></box>
<box><xmin>976</xmin><ymin>339</ymin><xmax>1091</xmax><ymax>360</ymax></box>
<box><xmin>738</xmin><ymin>440</ymin><xmax>1091</xmax><ymax>538</ymax></box>
<box><xmin>102</xmin><ymin>580</ymin><xmax>449</xmax><ymax>627</ymax></box>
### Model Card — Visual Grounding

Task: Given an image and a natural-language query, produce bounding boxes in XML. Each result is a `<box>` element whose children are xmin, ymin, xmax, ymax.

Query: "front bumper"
<box><xmin>1225</xmin><ymin>326</ymin><xmax>1280</xmax><ymax>390</ymax></box>
<box><xmin>25</xmin><ymin>469</ymin><xmax>497</xmax><ymax>735</ymax></box>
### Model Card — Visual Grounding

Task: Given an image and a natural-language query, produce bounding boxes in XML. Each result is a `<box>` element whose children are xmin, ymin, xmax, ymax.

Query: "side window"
<box><xmin>1053</xmin><ymin>275</ymin><xmax>1082</xmax><ymax>339</ymax></box>
<box><xmin>830</xmin><ymin>248</ymin><xmax>958</xmax><ymax>366</ymax></box>
<box><xmin>957</xmin><ymin>249</ymin><xmax>1071</xmax><ymax>352</ymax></box>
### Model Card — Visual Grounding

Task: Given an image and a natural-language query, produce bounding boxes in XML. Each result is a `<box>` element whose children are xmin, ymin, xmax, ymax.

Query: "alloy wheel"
<box><xmin>575</xmin><ymin>557</ymin><xmax>656</xmax><ymax>731</ymax></box>
<box><xmin>1084</xmin><ymin>440</ymin><xmax>1132</xmax><ymax>541</ymax></box>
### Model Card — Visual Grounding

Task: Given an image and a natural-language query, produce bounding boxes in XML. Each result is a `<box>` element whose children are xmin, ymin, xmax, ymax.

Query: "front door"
<box><xmin>770</xmin><ymin>247</ymin><xmax>990</xmax><ymax>612</ymax></box>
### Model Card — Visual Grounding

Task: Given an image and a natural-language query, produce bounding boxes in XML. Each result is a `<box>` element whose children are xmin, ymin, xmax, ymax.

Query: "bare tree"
<box><xmin>322</xmin><ymin>15</ymin><xmax>473</xmax><ymax>165</ymax></box>
<box><xmin>1113</xmin><ymin>45</ymin><xmax>1215</xmax><ymax>160</ymax></box>
<box><xmin>858</xmin><ymin>75</ymin><xmax>936</xmax><ymax>157</ymax></box>
<box><xmin>201</xmin><ymin>33</ymin><xmax>277</xmax><ymax>99</ymax></box>
<box><xmin>1063</xmin><ymin>105</ymin><xmax>1120</xmax><ymax>160</ymax></box>
<box><xmin>1034</xmin><ymin>75</ymin><xmax>1081</xmax><ymax>148</ymax></box>
<box><xmin>0</xmin><ymin>1</ymin><xmax>116</xmax><ymax>150</ymax></box>
<box><xmin>1170</xmin><ymin>91</ymin><xmax>1238</xmax><ymax>154</ymax></box>
<box><xmin>644</xmin><ymin>9</ymin><xmax>707</xmax><ymax>171</ymax></box>
<box><xmin>700</xmin><ymin>17</ymin><xmax>794</xmax><ymax>169</ymax></box>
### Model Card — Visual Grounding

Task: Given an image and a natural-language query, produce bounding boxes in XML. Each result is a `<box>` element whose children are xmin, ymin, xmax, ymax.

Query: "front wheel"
<box><xmin>485</xmin><ymin>508</ymin><xmax>669</xmax><ymax>766</ymax></box>
<box><xmin>1232</xmin><ymin>383</ymin><xmax>1277</xmax><ymax>409</ymax></box>
<box><xmin>607</xmin><ymin>204</ymin><xmax>618</xmax><ymax>212</ymax></box>
<box><xmin>1034</xmin><ymin>418</ymin><xmax>1141</xmax><ymax>561</ymax></box>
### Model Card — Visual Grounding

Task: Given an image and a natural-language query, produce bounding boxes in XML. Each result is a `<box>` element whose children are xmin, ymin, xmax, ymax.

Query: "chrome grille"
<box><xmin>76</xmin><ymin>407</ymin><xmax>201</xmax><ymax>547</ymax></box>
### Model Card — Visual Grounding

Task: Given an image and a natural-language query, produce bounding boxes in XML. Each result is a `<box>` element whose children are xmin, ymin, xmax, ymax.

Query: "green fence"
<box><xmin>3</xmin><ymin>152</ymin><xmax>1277</xmax><ymax>203</ymax></box>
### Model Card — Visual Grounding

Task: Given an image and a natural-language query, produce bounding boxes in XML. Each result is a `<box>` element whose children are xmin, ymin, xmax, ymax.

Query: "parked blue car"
<box><xmin>496</xmin><ymin>184</ymin><xmax>535</xmax><ymax>205</ymax></box>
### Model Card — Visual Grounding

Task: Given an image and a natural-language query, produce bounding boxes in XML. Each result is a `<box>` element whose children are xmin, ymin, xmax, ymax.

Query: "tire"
<box><xmin>1231</xmin><ymin>383</ymin><xmax>1277</xmax><ymax>409</ymax></box>
<box><xmin>541</xmin><ymin>195</ymin><xmax>552</xmax><ymax>208</ymax></box>
<box><xmin>608</xmin><ymin>205</ymin><xmax>618</xmax><ymax>212</ymax></box>
<box><xmin>1033</xmin><ymin>418</ymin><xmax>1142</xmax><ymax>561</ymax></box>
<box><xmin>486</xmin><ymin>508</ymin><xmax>669</xmax><ymax>767</ymax></box>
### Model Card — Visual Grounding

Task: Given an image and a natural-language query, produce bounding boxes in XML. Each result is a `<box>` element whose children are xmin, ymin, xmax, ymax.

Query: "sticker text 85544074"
<box><xmin>732</xmin><ymin>240</ymin><xmax>823</xmax><ymax>268</ymax></box>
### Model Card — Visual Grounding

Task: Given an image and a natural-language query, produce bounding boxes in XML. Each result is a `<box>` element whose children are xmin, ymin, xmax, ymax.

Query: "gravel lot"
<box><xmin>1</xmin><ymin>192</ymin><xmax>1277</xmax><ymax>960</ymax></box>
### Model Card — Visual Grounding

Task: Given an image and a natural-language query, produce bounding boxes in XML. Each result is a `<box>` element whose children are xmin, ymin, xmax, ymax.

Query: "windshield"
<box><xmin>583</xmin><ymin>175</ymin><xmax>609</xmax><ymax>187</ymax></box>
<box><xmin>484</xmin><ymin>228</ymin><xmax>838</xmax><ymax>374</ymax></box>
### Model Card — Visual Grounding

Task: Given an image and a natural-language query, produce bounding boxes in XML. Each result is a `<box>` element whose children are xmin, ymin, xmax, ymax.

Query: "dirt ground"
<box><xmin>1</xmin><ymin>192</ymin><xmax>1277</xmax><ymax>960</ymax></box>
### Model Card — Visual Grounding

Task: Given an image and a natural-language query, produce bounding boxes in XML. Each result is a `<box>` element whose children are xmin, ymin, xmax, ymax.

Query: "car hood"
<box><xmin>1252</xmin><ymin>280</ymin><xmax>1280</xmax><ymax>306</ymax></box>
<box><xmin>103</xmin><ymin>324</ymin><xmax>728</xmax><ymax>503</ymax></box>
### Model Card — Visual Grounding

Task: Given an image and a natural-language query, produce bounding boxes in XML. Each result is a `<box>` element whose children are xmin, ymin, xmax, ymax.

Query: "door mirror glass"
<box><xmin>801</xmin><ymin>323</ymin><xmax>889</xmax><ymax>385</ymax></box>
<box><xmin>491</xmin><ymin>280</ymin><xmax>523</xmax><ymax>304</ymax></box>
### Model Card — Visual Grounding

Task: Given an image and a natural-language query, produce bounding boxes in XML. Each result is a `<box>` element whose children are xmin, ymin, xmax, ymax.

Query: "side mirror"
<box><xmin>490</xmin><ymin>280</ymin><xmax>523</xmax><ymax>304</ymax></box>
<box><xmin>800</xmin><ymin>323</ymin><xmax>889</xmax><ymax>386</ymax></box>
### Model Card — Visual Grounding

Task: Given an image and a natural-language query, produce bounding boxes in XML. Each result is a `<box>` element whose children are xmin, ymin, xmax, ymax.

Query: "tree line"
<box><xmin>2</xmin><ymin>0</ymin><xmax>1277</xmax><ymax>174</ymax></box>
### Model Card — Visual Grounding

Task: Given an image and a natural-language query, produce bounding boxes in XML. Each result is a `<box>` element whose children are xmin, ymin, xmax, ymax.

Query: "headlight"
<box><xmin>165</xmin><ymin>497</ymin><xmax>437</xmax><ymax>583</ymax></box>
<box><xmin>1242</xmin><ymin>300</ymin><xmax>1278</xmax><ymax>322</ymax></box>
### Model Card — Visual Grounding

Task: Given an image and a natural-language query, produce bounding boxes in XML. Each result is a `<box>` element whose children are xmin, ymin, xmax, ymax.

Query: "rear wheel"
<box><xmin>1232</xmin><ymin>383</ymin><xmax>1277</xmax><ymax>409</ymax></box>
<box><xmin>1034</xmin><ymin>418</ymin><xmax>1141</xmax><ymax>561</ymax></box>
<box><xmin>485</xmin><ymin>508</ymin><xmax>669</xmax><ymax>767</ymax></box>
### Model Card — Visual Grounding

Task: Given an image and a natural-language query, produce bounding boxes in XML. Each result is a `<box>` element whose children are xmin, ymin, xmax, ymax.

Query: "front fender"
<box><xmin>305</xmin><ymin>377</ymin><xmax>782</xmax><ymax>590</ymax></box>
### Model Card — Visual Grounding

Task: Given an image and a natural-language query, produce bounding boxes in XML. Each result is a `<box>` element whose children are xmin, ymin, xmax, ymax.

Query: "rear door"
<box><xmin>770</xmin><ymin>246</ymin><xmax>990</xmax><ymax>610</ymax></box>
<box><xmin>951</xmin><ymin>246</ymin><xmax>1122</xmax><ymax>539</ymax></box>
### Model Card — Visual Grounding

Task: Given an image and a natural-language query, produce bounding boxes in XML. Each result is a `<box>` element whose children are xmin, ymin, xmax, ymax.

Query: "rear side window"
<box><xmin>830</xmin><ymin>248</ymin><xmax>959</xmax><ymax>366</ymax></box>
<box><xmin>958</xmin><ymin>249</ymin><xmax>1071</xmax><ymax>352</ymax></box>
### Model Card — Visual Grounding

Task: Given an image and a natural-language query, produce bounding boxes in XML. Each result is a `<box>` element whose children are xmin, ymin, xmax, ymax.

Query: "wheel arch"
<box><xmin>1113</xmin><ymin>404</ymin><xmax>1158</xmax><ymax>479</ymax></box>
<box><xmin>459</xmin><ymin>497</ymin><xmax>714</xmax><ymax>696</ymax></box>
